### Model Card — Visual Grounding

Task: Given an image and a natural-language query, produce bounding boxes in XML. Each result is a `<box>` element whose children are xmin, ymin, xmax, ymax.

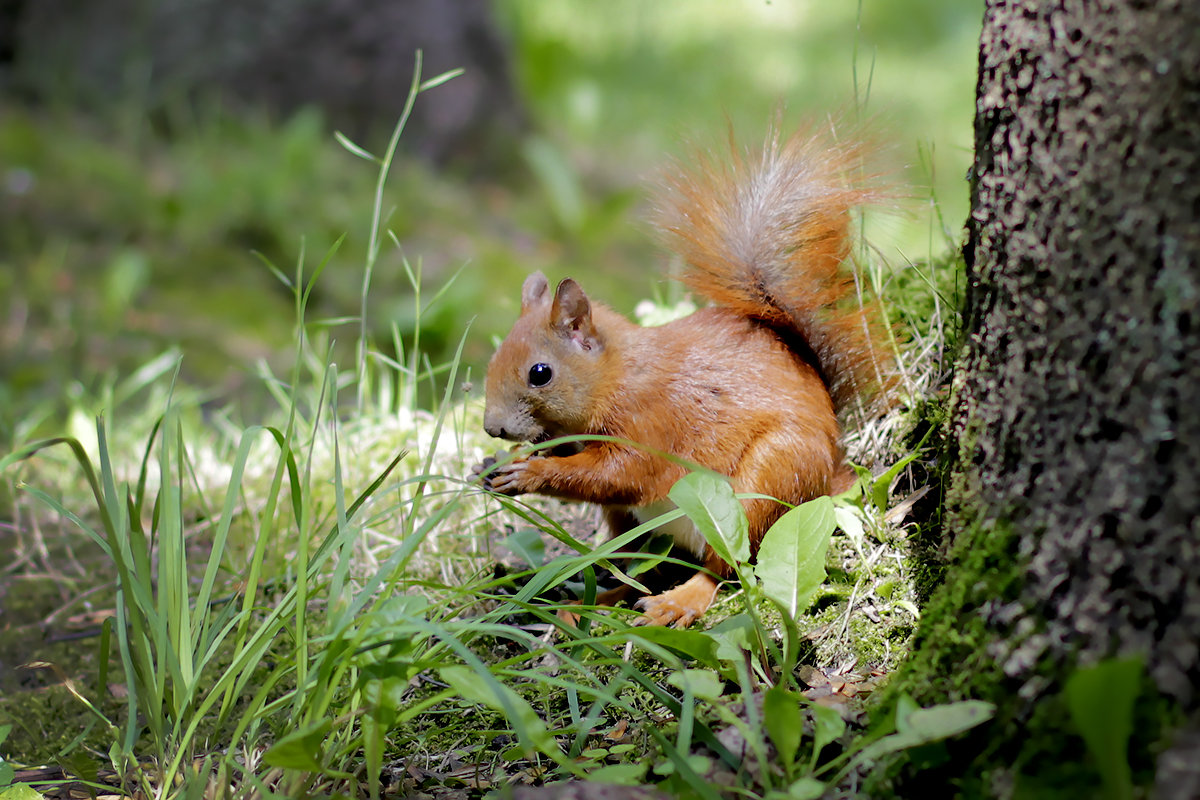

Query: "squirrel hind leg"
<box><xmin>634</xmin><ymin>571</ymin><xmax>719</xmax><ymax>628</ymax></box>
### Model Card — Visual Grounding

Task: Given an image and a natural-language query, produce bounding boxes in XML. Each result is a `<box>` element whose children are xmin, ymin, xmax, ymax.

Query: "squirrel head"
<box><xmin>484</xmin><ymin>272</ymin><xmax>607</xmax><ymax>443</ymax></box>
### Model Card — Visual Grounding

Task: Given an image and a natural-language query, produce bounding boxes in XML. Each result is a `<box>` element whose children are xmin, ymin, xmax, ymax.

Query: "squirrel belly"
<box><xmin>612</xmin><ymin>307</ymin><xmax>842</xmax><ymax>565</ymax></box>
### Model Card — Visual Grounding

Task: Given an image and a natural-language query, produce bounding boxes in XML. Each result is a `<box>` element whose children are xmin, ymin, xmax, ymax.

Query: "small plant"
<box><xmin>1065</xmin><ymin>657</ymin><xmax>1143</xmax><ymax>800</ymax></box>
<box><xmin>421</xmin><ymin>457</ymin><xmax>991</xmax><ymax>797</ymax></box>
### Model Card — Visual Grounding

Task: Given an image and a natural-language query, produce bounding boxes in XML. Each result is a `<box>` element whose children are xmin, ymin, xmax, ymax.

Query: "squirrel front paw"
<box><xmin>470</xmin><ymin>454</ymin><xmax>499</xmax><ymax>486</ymax></box>
<box><xmin>472</xmin><ymin>452</ymin><xmax>539</xmax><ymax>496</ymax></box>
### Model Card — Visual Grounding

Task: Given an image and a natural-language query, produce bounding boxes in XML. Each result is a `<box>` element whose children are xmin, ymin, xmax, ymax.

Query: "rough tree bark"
<box><xmin>891</xmin><ymin>0</ymin><xmax>1199</xmax><ymax>796</ymax></box>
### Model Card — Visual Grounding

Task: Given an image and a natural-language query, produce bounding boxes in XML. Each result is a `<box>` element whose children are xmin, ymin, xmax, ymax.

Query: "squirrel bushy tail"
<box><xmin>654</xmin><ymin>126</ymin><xmax>892</xmax><ymax>412</ymax></box>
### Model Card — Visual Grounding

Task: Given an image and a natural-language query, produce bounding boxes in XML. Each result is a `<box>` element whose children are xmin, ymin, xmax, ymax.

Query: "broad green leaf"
<box><xmin>764</xmin><ymin>685</ymin><xmax>804</xmax><ymax>767</ymax></box>
<box><xmin>667</xmin><ymin>669</ymin><xmax>724</xmax><ymax>701</ymax></box>
<box><xmin>894</xmin><ymin>692</ymin><xmax>921</xmax><ymax>733</ymax></box>
<box><xmin>588</xmin><ymin>761</ymin><xmax>648</xmax><ymax>784</ymax></box>
<box><xmin>709</xmin><ymin>614</ymin><xmax>755</xmax><ymax>662</ymax></box>
<box><xmin>904</xmin><ymin>700</ymin><xmax>995</xmax><ymax>741</ymax></box>
<box><xmin>0</xmin><ymin>785</ymin><xmax>44</xmax><ymax>800</ymax></box>
<box><xmin>375</xmin><ymin>594</ymin><xmax>429</xmax><ymax>623</ymax></box>
<box><xmin>626</xmin><ymin>626</ymin><xmax>719</xmax><ymax>667</ymax></box>
<box><xmin>358</xmin><ymin>639</ymin><xmax>422</xmax><ymax>678</ymax></box>
<box><xmin>440</xmin><ymin>666</ymin><xmax>552</xmax><ymax>752</ymax></box>
<box><xmin>833</xmin><ymin>503</ymin><xmax>868</xmax><ymax>561</ymax></box>
<box><xmin>502</xmin><ymin>528</ymin><xmax>546</xmax><ymax>567</ymax></box>
<box><xmin>861</xmin><ymin>700</ymin><xmax>994</xmax><ymax>761</ymax></box>
<box><xmin>788</xmin><ymin>777</ymin><xmax>828</xmax><ymax>799</ymax></box>
<box><xmin>363</xmin><ymin>719</ymin><xmax>385</xmax><ymax>800</ymax></box>
<box><xmin>757</xmin><ymin>496</ymin><xmax>836</xmax><ymax>620</ymax></box>
<box><xmin>364</xmin><ymin>676</ymin><xmax>409</xmax><ymax>729</ymax></box>
<box><xmin>669</xmin><ymin>471</ymin><xmax>749</xmax><ymax>567</ymax></box>
<box><xmin>871</xmin><ymin>447</ymin><xmax>924</xmax><ymax>513</ymax></box>
<box><xmin>262</xmin><ymin>718</ymin><xmax>332</xmax><ymax>771</ymax></box>
<box><xmin>809</xmin><ymin>702</ymin><xmax>847</xmax><ymax>758</ymax></box>
<box><xmin>1066</xmin><ymin>657</ymin><xmax>1142</xmax><ymax>800</ymax></box>
<box><xmin>440</xmin><ymin>665</ymin><xmax>501</xmax><ymax>708</ymax></box>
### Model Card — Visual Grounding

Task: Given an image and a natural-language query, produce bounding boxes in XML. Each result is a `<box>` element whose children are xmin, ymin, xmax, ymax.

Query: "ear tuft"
<box><xmin>553</xmin><ymin>279</ymin><xmax>589</xmax><ymax>322</ymax></box>
<box><xmin>521</xmin><ymin>272</ymin><xmax>551</xmax><ymax>312</ymax></box>
<box><xmin>551</xmin><ymin>278</ymin><xmax>602</xmax><ymax>351</ymax></box>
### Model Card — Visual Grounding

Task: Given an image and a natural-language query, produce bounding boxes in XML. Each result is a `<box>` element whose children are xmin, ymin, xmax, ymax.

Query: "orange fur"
<box><xmin>479</xmin><ymin>126</ymin><xmax>893</xmax><ymax>627</ymax></box>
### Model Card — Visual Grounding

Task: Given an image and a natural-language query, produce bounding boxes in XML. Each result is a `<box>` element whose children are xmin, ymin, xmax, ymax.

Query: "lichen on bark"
<box><xmin>883</xmin><ymin>0</ymin><xmax>1200</xmax><ymax>794</ymax></box>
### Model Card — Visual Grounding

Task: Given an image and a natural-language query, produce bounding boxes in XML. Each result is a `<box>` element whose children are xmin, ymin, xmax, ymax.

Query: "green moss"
<box><xmin>894</xmin><ymin>394</ymin><xmax>955</xmax><ymax>604</ymax></box>
<box><xmin>899</xmin><ymin>515</ymin><xmax>1022</xmax><ymax>702</ymax></box>
<box><xmin>854</xmin><ymin>512</ymin><xmax>1023</xmax><ymax>793</ymax></box>
<box><xmin>798</xmin><ymin>527</ymin><xmax>920</xmax><ymax>675</ymax></box>
<box><xmin>0</xmin><ymin>682</ymin><xmax>116</xmax><ymax>767</ymax></box>
<box><xmin>0</xmin><ymin>529</ymin><xmax>122</xmax><ymax>765</ymax></box>
<box><xmin>863</xmin><ymin>489</ymin><xmax>1178</xmax><ymax>798</ymax></box>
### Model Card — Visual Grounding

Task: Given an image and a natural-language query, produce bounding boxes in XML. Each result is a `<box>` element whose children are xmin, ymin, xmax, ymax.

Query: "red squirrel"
<box><xmin>477</xmin><ymin>127</ymin><xmax>892</xmax><ymax>627</ymax></box>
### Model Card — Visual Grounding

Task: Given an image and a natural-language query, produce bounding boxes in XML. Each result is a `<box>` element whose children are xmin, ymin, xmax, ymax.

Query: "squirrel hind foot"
<box><xmin>634</xmin><ymin>571</ymin><xmax>720</xmax><ymax>628</ymax></box>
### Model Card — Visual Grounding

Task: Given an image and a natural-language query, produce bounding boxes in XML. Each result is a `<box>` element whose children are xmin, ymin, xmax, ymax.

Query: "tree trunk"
<box><xmin>3</xmin><ymin>0</ymin><xmax>523</xmax><ymax>164</ymax></box>
<box><xmin>891</xmin><ymin>0</ymin><xmax>1200</xmax><ymax>795</ymax></box>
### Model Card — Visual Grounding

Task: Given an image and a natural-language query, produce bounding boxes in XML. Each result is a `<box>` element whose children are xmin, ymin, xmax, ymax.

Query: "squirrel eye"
<box><xmin>528</xmin><ymin>362</ymin><xmax>553</xmax><ymax>387</ymax></box>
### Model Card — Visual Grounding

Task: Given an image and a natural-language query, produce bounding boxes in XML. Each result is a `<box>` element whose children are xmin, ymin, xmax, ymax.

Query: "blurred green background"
<box><xmin>0</xmin><ymin>0</ymin><xmax>981</xmax><ymax>442</ymax></box>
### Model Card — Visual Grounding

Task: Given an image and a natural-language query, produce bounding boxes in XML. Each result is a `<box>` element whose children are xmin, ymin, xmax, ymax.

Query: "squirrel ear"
<box><xmin>520</xmin><ymin>272</ymin><xmax>551</xmax><ymax>312</ymax></box>
<box><xmin>552</xmin><ymin>278</ymin><xmax>602</xmax><ymax>351</ymax></box>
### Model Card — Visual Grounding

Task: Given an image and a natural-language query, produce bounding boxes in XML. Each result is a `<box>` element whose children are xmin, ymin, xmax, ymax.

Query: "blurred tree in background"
<box><xmin>0</xmin><ymin>0</ymin><xmax>525</xmax><ymax>162</ymax></box>
<box><xmin>0</xmin><ymin>0</ymin><xmax>981</xmax><ymax>443</ymax></box>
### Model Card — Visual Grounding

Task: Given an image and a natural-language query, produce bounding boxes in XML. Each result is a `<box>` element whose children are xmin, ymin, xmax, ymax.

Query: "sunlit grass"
<box><xmin>1</xmin><ymin>3</ymin><xmax>981</xmax><ymax>794</ymax></box>
<box><xmin>0</xmin><ymin>110</ymin><xmax>970</xmax><ymax>800</ymax></box>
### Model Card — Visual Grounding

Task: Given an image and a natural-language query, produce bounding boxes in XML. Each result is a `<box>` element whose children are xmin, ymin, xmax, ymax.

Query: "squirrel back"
<box><xmin>654</xmin><ymin>126</ymin><xmax>891</xmax><ymax>412</ymax></box>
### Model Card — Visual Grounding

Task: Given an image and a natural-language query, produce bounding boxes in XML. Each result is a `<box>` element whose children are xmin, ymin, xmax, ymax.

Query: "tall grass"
<box><xmin>0</xmin><ymin>54</ymin><xmax>474</xmax><ymax>798</ymax></box>
<box><xmin>0</xmin><ymin>33</ymin><xmax>988</xmax><ymax>798</ymax></box>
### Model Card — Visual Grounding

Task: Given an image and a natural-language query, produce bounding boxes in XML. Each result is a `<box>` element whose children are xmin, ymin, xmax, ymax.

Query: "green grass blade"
<box><xmin>190</xmin><ymin>426</ymin><xmax>263</xmax><ymax>646</ymax></box>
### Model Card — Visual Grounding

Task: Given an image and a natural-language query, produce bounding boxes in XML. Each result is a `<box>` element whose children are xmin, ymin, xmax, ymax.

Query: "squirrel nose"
<box><xmin>483</xmin><ymin>407</ymin><xmax>503</xmax><ymax>439</ymax></box>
